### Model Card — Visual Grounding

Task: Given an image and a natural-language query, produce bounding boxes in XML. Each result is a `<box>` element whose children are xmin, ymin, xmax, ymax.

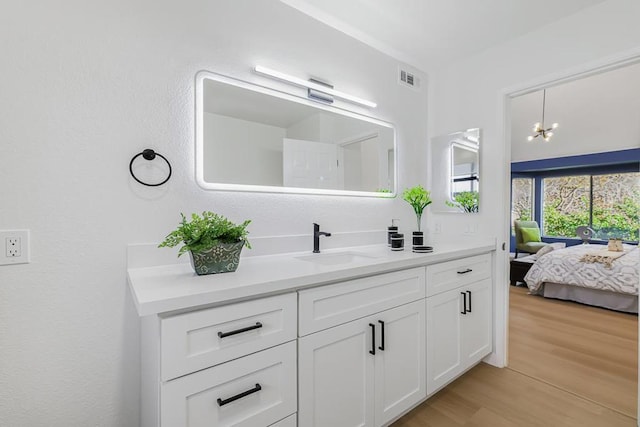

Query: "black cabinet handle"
<box><xmin>218</xmin><ymin>322</ymin><xmax>263</xmax><ymax>339</ymax></box>
<box><xmin>369</xmin><ymin>323</ymin><xmax>376</xmax><ymax>355</ymax></box>
<box><xmin>378</xmin><ymin>320</ymin><xmax>385</xmax><ymax>351</ymax></box>
<box><xmin>461</xmin><ymin>292</ymin><xmax>467</xmax><ymax>314</ymax></box>
<box><xmin>466</xmin><ymin>290</ymin><xmax>472</xmax><ymax>313</ymax></box>
<box><xmin>457</xmin><ymin>268</ymin><xmax>473</xmax><ymax>275</ymax></box>
<box><xmin>217</xmin><ymin>383</ymin><xmax>262</xmax><ymax>406</ymax></box>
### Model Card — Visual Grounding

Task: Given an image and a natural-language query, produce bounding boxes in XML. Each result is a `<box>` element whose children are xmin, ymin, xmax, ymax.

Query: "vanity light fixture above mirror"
<box><xmin>253</xmin><ymin>65</ymin><xmax>377</xmax><ymax>108</ymax></box>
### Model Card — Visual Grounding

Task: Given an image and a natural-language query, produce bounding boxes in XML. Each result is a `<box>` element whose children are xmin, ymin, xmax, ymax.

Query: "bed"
<box><xmin>524</xmin><ymin>243</ymin><xmax>639</xmax><ymax>313</ymax></box>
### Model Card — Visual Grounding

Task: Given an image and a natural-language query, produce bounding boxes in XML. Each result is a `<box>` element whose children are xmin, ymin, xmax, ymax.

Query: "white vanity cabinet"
<box><xmin>425</xmin><ymin>254</ymin><xmax>493</xmax><ymax>395</ymax></box>
<box><xmin>130</xmin><ymin>243</ymin><xmax>497</xmax><ymax>427</ymax></box>
<box><xmin>297</xmin><ymin>268</ymin><xmax>427</xmax><ymax>427</ymax></box>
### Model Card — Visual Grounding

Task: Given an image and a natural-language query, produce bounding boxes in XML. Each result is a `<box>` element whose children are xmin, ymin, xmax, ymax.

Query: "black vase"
<box><xmin>412</xmin><ymin>231</ymin><xmax>424</xmax><ymax>247</ymax></box>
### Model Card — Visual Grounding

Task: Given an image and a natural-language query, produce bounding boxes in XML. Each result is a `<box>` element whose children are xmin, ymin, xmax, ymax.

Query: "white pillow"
<box><xmin>534</xmin><ymin>242</ymin><xmax>566</xmax><ymax>260</ymax></box>
<box><xmin>535</xmin><ymin>245</ymin><xmax>555</xmax><ymax>258</ymax></box>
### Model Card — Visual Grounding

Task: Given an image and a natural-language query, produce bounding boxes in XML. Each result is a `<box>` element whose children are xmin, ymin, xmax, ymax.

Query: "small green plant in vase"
<box><xmin>403</xmin><ymin>185</ymin><xmax>432</xmax><ymax>246</ymax></box>
<box><xmin>159</xmin><ymin>211</ymin><xmax>251</xmax><ymax>275</ymax></box>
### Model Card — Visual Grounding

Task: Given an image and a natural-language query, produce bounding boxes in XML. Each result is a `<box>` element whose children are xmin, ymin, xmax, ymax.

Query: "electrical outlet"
<box><xmin>434</xmin><ymin>223</ymin><xmax>442</xmax><ymax>234</ymax></box>
<box><xmin>0</xmin><ymin>230</ymin><xmax>30</xmax><ymax>265</ymax></box>
<box><xmin>6</xmin><ymin>237</ymin><xmax>21</xmax><ymax>257</ymax></box>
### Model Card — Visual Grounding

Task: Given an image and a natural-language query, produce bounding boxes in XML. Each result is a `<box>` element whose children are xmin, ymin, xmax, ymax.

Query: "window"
<box><xmin>592</xmin><ymin>173</ymin><xmax>640</xmax><ymax>240</ymax></box>
<box><xmin>542</xmin><ymin>175</ymin><xmax>589</xmax><ymax>237</ymax></box>
<box><xmin>542</xmin><ymin>172</ymin><xmax>639</xmax><ymax>240</ymax></box>
<box><xmin>511</xmin><ymin>177</ymin><xmax>533</xmax><ymax>234</ymax></box>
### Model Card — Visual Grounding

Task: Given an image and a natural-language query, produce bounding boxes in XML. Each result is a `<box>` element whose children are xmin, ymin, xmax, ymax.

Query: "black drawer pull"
<box><xmin>466</xmin><ymin>290</ymin><xmax>472</xmax><ymax>313</ymax></box>
<box><xmin>461</xmin><ymin>292</ymin><xmax>467</xmax><ymax>314</ymax></box>
<box><xmin>457</xmin><ymin>268</ymin><xmax>473</xmax><ymax>275</ymax></box>
<box><xmin>217</xmin><ymin>383</ymin><xmax>262</xmax><ymax>406</ymax></box>
<box><xmin>369</xmin><ymin>323</ymin><xmax>376</xmax><ymax>355</ymax></box>
<box><xmin>218</xmin><ymin>322</ymin><xmax>263</xmax><ymax>339</ymax></box>
<box><xmin>378</xmin><ymin>320</ymin><xmax>385</xmax><ymax>351</ymax></box>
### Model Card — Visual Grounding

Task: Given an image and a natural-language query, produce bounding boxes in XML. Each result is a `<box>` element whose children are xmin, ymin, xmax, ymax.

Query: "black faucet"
<box><xmin>313</xmin><ymin>223</ymin><xmax>331</xmax><ymax>253</ymax></box>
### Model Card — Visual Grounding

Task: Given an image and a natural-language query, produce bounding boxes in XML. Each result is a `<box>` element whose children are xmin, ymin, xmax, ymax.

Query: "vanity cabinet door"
<box><xmin>298</xmin><ymin>316</ymin><xmax>376</xmax><ymax>427</ymax></box>
<box><xmin>461</xmin><ymin>279</ymin><xmax>492</xmax><ymax>365</ymax></box>
<box><xmin>426</xmin><ymin>278</ymin><xmax>493</xmax><ymax>395</ymax></box>
<box><xmin>426</xmin><ymin>288</ymin><xmax>464</xmax><ymax>395</ymax></box>
<box><xmin>299</xmin><ymin>301</ymin><xmax>426</xmax><ymax>427</ymax></box>
<box><xmin>374</xmin><ymin>300</ymin><xmax>426</xmax><ymax>426</ymax></box>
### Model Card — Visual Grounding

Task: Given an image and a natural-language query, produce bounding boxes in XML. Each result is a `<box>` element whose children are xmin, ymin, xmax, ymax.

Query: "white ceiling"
<box><xmin>279</xmin><ymin>0</ymin><xmax>607</xmax><ymax>71</ymax></box>
<box><xmin>510</xmin><ymin>61</ymin><xmax>640</xmax><ymax>162</ymax></box>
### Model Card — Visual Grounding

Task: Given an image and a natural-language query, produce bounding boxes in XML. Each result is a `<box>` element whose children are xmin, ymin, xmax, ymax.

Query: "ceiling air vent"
<box><xmin>399</xmin><ymin>68</ymin><xmax>419</xmax><ymax>90</ymax></box>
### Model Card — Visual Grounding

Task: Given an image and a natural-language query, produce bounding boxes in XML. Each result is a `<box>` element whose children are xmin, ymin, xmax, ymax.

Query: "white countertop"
<box><xmin>128</xmin><ymin>241</ymin><xmax>495</xmax><ymax>316</ymax></box>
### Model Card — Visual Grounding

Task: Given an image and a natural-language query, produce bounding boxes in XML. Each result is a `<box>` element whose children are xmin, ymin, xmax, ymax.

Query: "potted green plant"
<box><xmin>446</xmin><ymin>191</ymin><xmax>479</xmax><ymax>213</ymax></box>
<box><xmin>159</xmin><ymin>211</ymin><xmax>251</xmax><ymax>275</ymax></box>
<box><xmin>402</xmin><ymin>185</ymin><xmax>432</xmax><ymax>246</ymax></box>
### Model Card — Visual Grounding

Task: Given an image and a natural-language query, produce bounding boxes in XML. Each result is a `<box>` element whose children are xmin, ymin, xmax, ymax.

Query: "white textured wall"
<box><xmin>0</xmin><ymin>1</ymin><xmax>428</xmax><ymax>425</ymax></box>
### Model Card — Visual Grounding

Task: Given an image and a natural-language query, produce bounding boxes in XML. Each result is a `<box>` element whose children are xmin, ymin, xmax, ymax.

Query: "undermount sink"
<box><xmin>295</xmin><ymin>251</ymin><xmax>379</xmax><ymax>266</ymax></box>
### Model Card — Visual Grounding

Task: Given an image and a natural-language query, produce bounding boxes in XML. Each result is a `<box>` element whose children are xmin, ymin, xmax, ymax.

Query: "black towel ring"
<box><xmin>129</xmin><ymin>149</ymin><xmax>172</xmax><ymax>187</ymax></box>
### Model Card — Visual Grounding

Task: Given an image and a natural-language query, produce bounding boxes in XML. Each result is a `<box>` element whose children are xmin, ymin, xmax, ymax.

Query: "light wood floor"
<box><xmin>393</xmin><ymin>285</ymin><xmax>638</xmax><ymax>426</ymax></box>
<box><xmin>509</xmin><ymin>285</ymin><xmax>637</xmax><ymax>418</ymax></box>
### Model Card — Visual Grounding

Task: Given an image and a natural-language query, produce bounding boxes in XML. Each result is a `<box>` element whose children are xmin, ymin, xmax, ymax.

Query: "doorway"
<box><xmin>500</xmin><ymin>50</ymin><xmax>640</xmax><ymax>420</ymax></box>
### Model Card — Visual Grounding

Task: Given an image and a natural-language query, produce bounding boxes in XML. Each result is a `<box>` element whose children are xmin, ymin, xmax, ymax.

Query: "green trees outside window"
<box><xmin>511</xmin><ymin>177</ymin><xmax>533</xmax><ymax>235</ymax></box>
<box><xmin>542</xmin><ymin>172</ymin><xmax>639</xmax><ymax>241</ymax></box>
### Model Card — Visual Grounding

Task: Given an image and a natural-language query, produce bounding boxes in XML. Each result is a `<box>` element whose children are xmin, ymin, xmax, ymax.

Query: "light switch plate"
<box><xmin>0</xmin><ymin>229</ymin><xmax>30</xmax><ymax>265</ymax></box>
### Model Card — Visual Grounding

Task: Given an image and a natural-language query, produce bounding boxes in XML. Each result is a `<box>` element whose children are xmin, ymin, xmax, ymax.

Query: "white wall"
<box><xmin>0</xmin><ymin>1</ymin><xmax>428</xmax><ymax>425</ymax></box>
<box><xmin>204</xmin><ymin>112</ymin><xmax>285</xmax><ymax>186</ymax></box>
<box><xmin>359</xmin><ymin>138</ymin><xmax>380</xmax><ymax>190</ymax></box>
<box><xmin>286</xmin><ymin>112</ymin><xmax>325</xmax><ymax>142</ymax></box>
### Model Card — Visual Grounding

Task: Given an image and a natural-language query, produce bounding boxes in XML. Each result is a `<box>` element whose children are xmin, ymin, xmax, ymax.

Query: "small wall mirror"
<box><xmin>431</xmin><ymin>128</ymin><xmax>480</xmax><ymax>213</ymax></box>
<box><xmin>195</xmin><ymin>71</ymin><xmax>396</xmax><ymax>197</ymax></box>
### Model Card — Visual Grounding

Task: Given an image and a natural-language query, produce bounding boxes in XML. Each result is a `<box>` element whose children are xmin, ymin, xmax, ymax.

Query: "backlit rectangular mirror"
<box><xmin>195</xmin><ymin>71</ymin><xmax>396</xmax><ymax>197</ymax></box>
<box><xmin>431</xmin><ymin>128</ymin><xmax>480</xmax><ymax>213</ymax></box>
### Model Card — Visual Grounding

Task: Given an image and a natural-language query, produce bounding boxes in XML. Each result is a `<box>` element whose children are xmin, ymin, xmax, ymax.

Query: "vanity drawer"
<box><xmin>161</xmin><ymin>341</ymin><xmax>296</xmax><ymax>427</ymax></box>
<box><xmin>426</xmin><ymin>253</ymin><xmax>491</xmax><ymax>297</ymax></box>
<box><xmin>161</xmin><ymin>293</ymin><xmax>296</xmax><ymax>381</ymax></box>
<box><xmin>298</xmin><ymin>267</ymin><xmax>426</xmax><ymax>336</ymax></box>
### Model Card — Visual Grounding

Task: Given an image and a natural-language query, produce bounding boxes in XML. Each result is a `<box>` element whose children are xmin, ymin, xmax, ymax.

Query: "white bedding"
<box><xmin>524</xmin><ymin>244</ymin><xmax>639</xmax><ymax>296</ymax></box>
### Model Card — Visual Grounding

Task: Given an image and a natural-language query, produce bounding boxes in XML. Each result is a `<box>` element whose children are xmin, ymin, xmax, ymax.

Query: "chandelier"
<box><xmin>527</xmin><ymin>89</ymin><xmax>558</xmax><ymax>142</ymax></box>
